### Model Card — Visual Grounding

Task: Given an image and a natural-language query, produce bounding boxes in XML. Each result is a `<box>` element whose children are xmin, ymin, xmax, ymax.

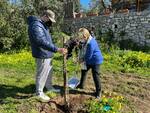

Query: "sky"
<box><xmin>80</xmin><ymin>0</ymin><xmax>91</xmax><ymax>9</ymax></box>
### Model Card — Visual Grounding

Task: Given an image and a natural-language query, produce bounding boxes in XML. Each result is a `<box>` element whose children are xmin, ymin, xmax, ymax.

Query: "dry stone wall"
<box><xmin>63</xmin><ymin>11</ymin><xmax>150</xmax><ymax>51</ymax></box>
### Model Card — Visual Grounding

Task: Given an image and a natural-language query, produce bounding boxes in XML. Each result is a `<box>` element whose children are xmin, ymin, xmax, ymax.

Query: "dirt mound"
<box><xmin>35</xmin><ymin>73</ymin><xmax>150</xmax><ymax>113</ymax></box>
<box><xmin>101</xmin><ymin>73</ymin><xmax>150</xmax><ymax>113</ymax></box>
<box><xmin>36</xmin><ymin>94</ymin><xmax>94</xmax><ymax>113</ymax></box>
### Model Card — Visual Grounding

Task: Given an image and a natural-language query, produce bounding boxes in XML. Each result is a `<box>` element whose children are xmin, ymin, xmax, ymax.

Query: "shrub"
<box><xmin>86</xmin><ymin>92</ymin><xmax>124</xmax><ymax>113</ymax></box>
<box><xmin>103</xmin><ymin>49</ymin><xmax>150</xmax><ymax>75</ymax></box>
<box><xmin>120</xmin><ymin>51</ymin><xmax>150</xmax><ymax>68</ymax></box>
<box><xmin>0</xmin><ymin>0</ymin><xmax>65</xmax><ymax>52</ymax></box>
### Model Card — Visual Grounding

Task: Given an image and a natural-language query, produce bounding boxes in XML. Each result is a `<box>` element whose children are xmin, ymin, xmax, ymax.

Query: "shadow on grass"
<box><xmin>0</xmin><ymin>84</ymin><xmax>35</xmax><ymax>101</ymax></box>
<box><xmin>0</xmin><ymin>84</ymin><xmax>94</xmax><ymax>104</ymax></box>
<box><xmin>53</xmin><ymin>85</ymin><xmax>94</xmax><ymax>97</ymax></box>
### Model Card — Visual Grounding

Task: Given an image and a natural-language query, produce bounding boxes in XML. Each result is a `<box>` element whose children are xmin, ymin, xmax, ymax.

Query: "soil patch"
<box><xmin>35</xmin><ymin>73</ymin><xmax>150</xmax><ymax>113</ymax></box>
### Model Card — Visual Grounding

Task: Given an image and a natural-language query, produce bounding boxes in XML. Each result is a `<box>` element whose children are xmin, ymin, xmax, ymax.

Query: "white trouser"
<box><xmin>35</xmin><ymin>58</ymin><xmax>53</xmax><ymax>95</ymax></box>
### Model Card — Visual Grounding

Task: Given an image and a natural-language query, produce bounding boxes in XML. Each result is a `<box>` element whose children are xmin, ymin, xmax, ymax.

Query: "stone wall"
<box><xmin>63</xmin><ymin>11</ymin><xmax>150</xmax><ymax>51</ymax></box>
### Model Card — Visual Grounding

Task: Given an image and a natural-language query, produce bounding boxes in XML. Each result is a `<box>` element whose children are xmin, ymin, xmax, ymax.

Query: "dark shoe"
<box><xmin>47</xmin><ymin>87</ymin><xmax>60</xmax><ymax>93</ymax></box>
<box><xmin>76</xmin><ymin>84</ymin><xmax>83</xmax><ymax>89</ymax></box>
<box><xmin>95</xmin><ymin>92</ymin><xmax>101</xmax><ymax>99</ymax></box>
<box><xmin>96</xmin><ymin>95</ymin><xmax>100</xmax><ymax>99</ymax></box>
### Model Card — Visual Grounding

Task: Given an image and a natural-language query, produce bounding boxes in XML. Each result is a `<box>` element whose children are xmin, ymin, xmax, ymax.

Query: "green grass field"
<box><xmin>0</xmin><ymin>50</ymin><xmax>149</xmax><ymax>113</ymax></box>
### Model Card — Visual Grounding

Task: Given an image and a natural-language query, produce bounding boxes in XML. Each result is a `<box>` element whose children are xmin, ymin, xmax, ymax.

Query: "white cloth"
<box><xmin>79</xmin><ymin>35</ymin><xmax>93</xmax><ymax>70</ymax></box>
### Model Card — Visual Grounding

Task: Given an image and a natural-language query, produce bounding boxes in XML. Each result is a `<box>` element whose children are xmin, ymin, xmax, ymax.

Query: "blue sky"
<box><xmin>80</xmin><ymin>0</ymin><xmax>90</xmax><ymax>9</ymax></box>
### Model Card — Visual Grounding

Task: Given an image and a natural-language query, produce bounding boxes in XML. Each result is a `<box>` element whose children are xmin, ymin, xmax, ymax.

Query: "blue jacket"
<box><xmin>85</xmin><ymin>37</ymin><xmax>103</xmax><ymax>65</ymax></box>
<box><xmin>27</xmin><ymin>16</ymin><xmax>58</xmax><ymax>58</ymax></box>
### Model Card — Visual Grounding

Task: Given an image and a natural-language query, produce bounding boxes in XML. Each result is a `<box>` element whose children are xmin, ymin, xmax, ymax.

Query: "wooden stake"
<box><xmin>63</xmin><ymin>36</ymin><xmax>68</xmax><ymax>106</ymax></box>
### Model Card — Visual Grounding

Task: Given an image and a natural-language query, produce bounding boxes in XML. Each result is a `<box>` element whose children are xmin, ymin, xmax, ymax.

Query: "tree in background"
<box><xmin>0</xmin><ymin>0</ymin><xmax>65</xmax><ymax>52</ymax></box>
<box><xmin>88</xmin><ymin>0</ymin><xmax>104</xmax><ymax>14</ymax></box>
<box><xmin>0</xmin><ymin>0</ymin><xmax>28</xmax><ymax>51</ymax></box>
<box><xmin>74</xmin><ymin>0</ymin><xmax>80</xmax><ymax>12</ymax></box>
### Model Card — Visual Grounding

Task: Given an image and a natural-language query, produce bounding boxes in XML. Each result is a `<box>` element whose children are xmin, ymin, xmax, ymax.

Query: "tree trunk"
<box><xmin>63</xmin><ymin>36</ymin><xmax>68</xmax><ymax>106</ymax></box>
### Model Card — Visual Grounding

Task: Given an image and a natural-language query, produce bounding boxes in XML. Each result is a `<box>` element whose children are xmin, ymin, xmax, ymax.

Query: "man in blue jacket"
<box><xmin>77</xmin><ymin>28</ymin><xmax>103</xmax><ymax>99</ymax></box>
<box><xmin>27</xmin><ymin>9</ymin><xmax>67</xmax><ymax>102</ymax></box>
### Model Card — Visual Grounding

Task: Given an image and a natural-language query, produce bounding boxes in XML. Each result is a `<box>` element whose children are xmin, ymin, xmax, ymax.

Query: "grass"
<box><xmin>0</xmin><ymin>50</ymin><xmax>80</xmax><ymax>113</ymax></box>
<box><xmin>101</xmin><ymin>49</ymin><xmax>150</xmax><ymax>77</ymax></box>
<box><xmin>0</xmin><ymin>51</ymin><xmax>34</xmax><ymax>113</ymax></box>
<box><xmin>0</xmin><ymin>49</ymin><xmax>149</xmax><ymax>113</ymax></box>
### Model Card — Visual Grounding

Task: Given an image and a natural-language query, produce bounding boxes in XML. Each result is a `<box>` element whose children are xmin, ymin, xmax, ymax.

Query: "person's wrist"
<box><xmin>56</xmin><ymin>48</ymin><xmax>58</xmax><ymax>52</ymax></box>
<box><xmin>57</xmin><ymin>48</ymin><xmax>59</xmax><ymax>52</ymax></box>
<box><xmin>57</xmin><ymin>48</ymin><xmax>63</xmax><ymax>53</ymax></box>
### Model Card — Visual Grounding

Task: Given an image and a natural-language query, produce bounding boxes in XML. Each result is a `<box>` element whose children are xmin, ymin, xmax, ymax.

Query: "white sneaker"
<box><xmin>37</xmin><ymin>92</ymin><xmax>50</xmax><ymax>102</ymax></box>
<box><xmin>47</xmin><ymin>87</ymin><xmax>60</xmax><ymax>93</ymax></box>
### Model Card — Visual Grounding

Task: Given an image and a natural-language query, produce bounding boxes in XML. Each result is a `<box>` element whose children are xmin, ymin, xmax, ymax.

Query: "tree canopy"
<box><xmin>0</xmin><ymin>0</ymin><xmax>65</xmax><ymax>52</ymax></box>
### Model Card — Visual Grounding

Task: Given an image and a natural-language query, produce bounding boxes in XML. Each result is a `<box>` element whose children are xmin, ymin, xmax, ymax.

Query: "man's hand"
<box><xmin>57</xmin><ymin>48</ymin><xmax>67</xmax><ymax>55</ymax></box>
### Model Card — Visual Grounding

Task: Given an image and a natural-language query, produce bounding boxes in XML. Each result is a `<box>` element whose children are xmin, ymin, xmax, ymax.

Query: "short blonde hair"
<box><xmin>79</xmin><ymin>28</ymin><xmax>90</xmax><ymax>39</ymax></box>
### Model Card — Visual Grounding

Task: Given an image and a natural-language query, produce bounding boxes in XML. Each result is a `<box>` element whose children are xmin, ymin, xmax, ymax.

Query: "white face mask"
<box><xmin>78</xmin><ymin>32</ymin><xmax>87</xmax><ymax>42</ymax></box>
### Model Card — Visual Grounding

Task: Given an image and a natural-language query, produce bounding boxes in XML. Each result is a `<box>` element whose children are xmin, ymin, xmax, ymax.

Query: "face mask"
<box><xmin>45</xmin><ymin>20</ymin><xmax>52</xmax><ymax>27</ymax></box>
<box><xmin>79</xmin><ymin>39</ymin><xmax>87</xmax><ymax>45</ymax></box>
